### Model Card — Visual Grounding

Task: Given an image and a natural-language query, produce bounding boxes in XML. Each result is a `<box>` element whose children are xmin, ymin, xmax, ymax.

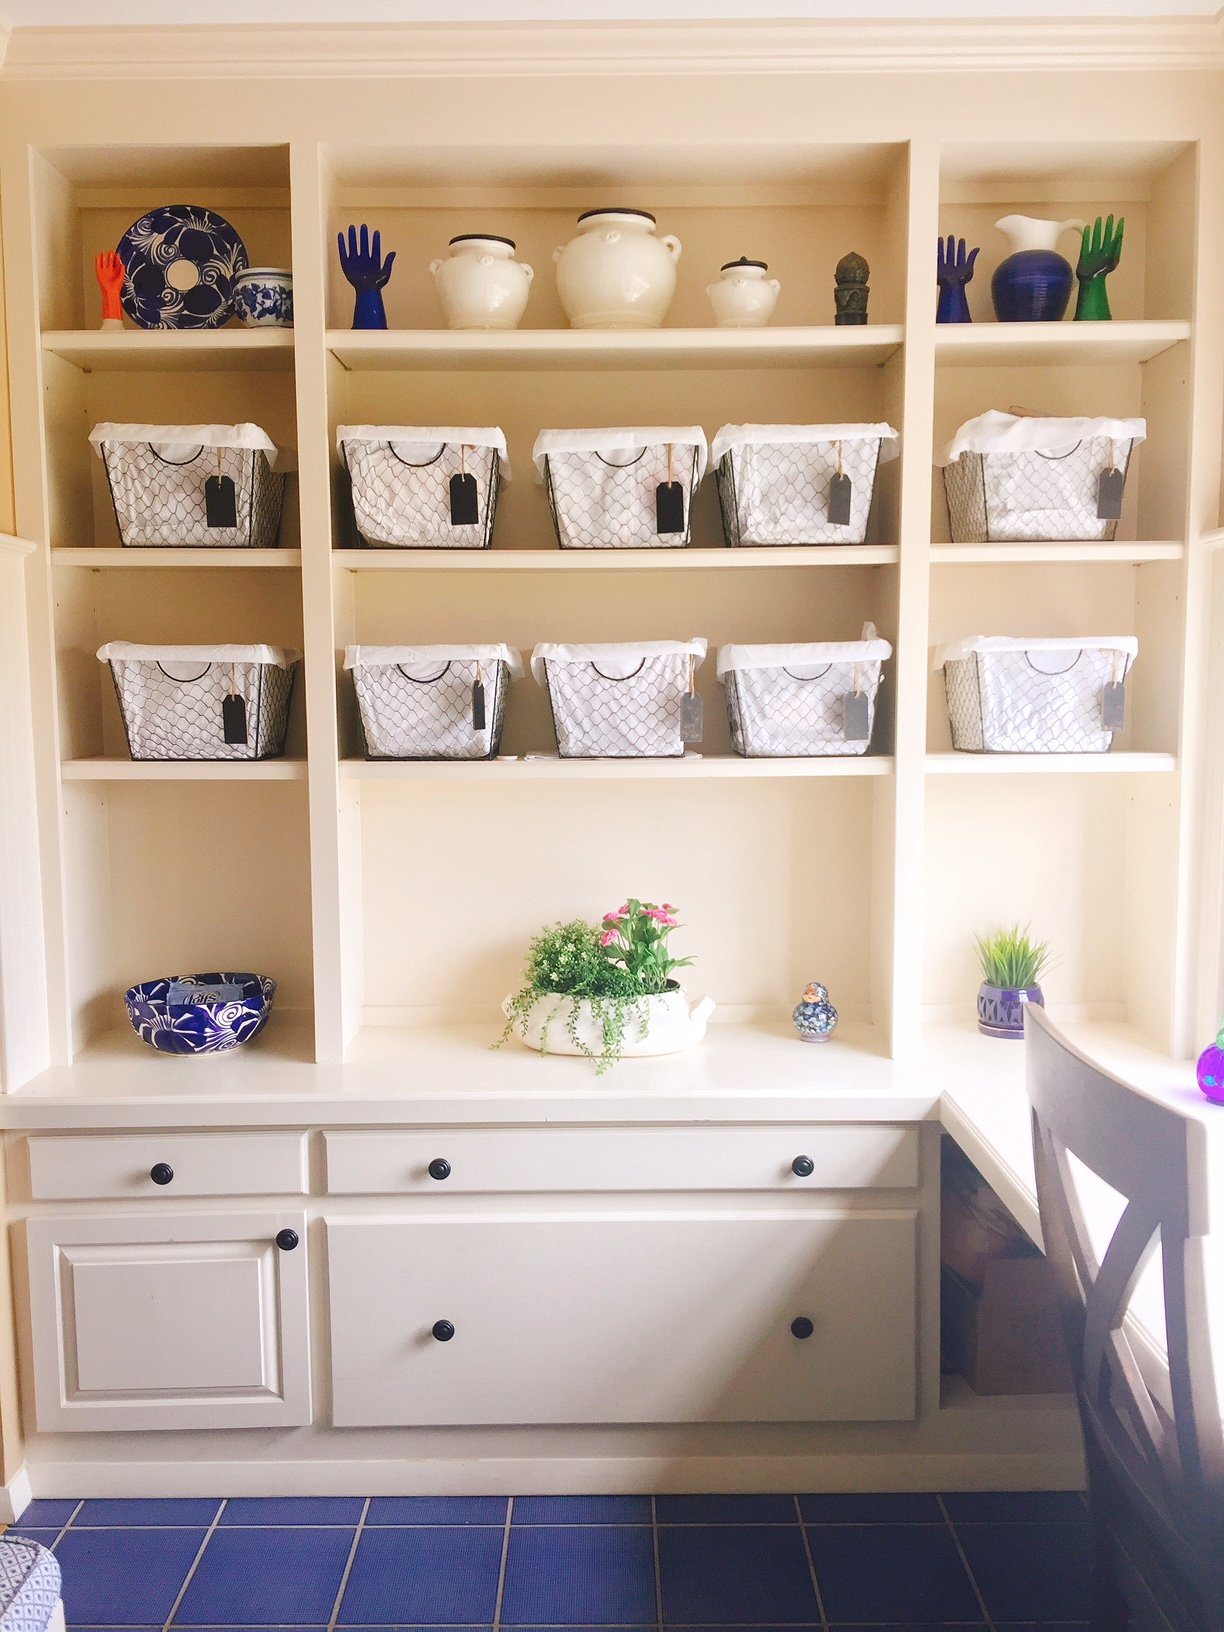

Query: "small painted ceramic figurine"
<box><xmin>1197</xmin><ymin>1020</ymin><xmax>1224</xmax><ymax>1104</ymax></box>
<box><xmin>95</xmin><ymin>250</ymin><xmax>126</xmax><ymax>330</ymax></box>
<box><xmin>936</xmin><ymin>235</ymin><xmax>979</xmax><ymax>324</ymax></box>
<box><xmin>337</xmin><ymin>224</ymin><xmax>396</xmax><ymax>330</ymax></box>
<box><xmin>834</xmin><ymin>252</ymin><xmax>869</xmax><ymax>326</ymax></box>
<box><xmin>1074</xmin><ymin>215</ymin><xmax>1125</xmax><ymax>321</ymax></box>
<box><xmin>793</xmin><ymin>981</ymin><xmax>838</xmax><ymax>1043</ymax></box>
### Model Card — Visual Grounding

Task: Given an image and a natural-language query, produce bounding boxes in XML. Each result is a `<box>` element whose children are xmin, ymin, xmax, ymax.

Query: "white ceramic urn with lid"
<box><xmin>706</xmin><ymin>257</ymin><xmax>781</xmax><ymax>328</ymax></box>
<box><xmin>430</xmin><ymin>234</ymin><xmax>534</xmax><ymax>330</ymax></box>
<box><xmin>553</xmin><ymin>209</ymin><xmax>682</xmax><ymax>330</ymax></box>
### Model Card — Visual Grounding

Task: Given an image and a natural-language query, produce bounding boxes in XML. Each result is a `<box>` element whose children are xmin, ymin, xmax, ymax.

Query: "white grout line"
<box><xmin>160</xmin><ymin>1499</ymin><xmax>229</xmax><ymax>1632</ymax></box>
<box><xmin>935</xmin><ymin>1493</ymin><xmax>997</xmax><ymax>1632</ymax></box>
<box><xmin>490</xmin><ymin>1497</ymin><xmax>515</xmax><ymax>1632</ymax></box>
<box><xmin>326</xmin><ymin>1496</ymin><xmax>372</xmax><ymax>1632</ymax></box>
<box><xmin>650</xmin><ymin>1495</ymin><xmax>663</xmax><ymax>1632</ymax></box>
<box><xmin>792</xmin><ymin>1497</ymin><xmax>828</xmax><ymax>1632</ymax></box>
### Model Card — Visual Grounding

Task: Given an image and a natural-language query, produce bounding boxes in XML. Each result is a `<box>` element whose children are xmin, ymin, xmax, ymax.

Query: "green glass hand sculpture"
<box><xmin>1074</xmin><ymin>214</ymin><xmax>1124</xmax><ymax>321</ymax></box>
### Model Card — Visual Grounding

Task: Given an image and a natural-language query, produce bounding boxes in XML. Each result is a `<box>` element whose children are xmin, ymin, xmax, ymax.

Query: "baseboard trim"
<box><xmin>0</xmin><ymin>1464</ymin><xmax>32</xmax><ymax>1522</ymax></box>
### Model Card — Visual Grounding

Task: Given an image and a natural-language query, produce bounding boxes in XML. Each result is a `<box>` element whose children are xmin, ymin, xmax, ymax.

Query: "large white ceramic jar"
<box><xmin>553</xmin><ymin>209</ymin><xmax>682</xmax><ymax>330</ymax></box>
<box><xmin>430</xmin><ymin>233</ymin><xmax>534</xmax><ymax>330</ymax></box>
<box><xmin>706</xmin><ymin>257</ymin><xmax>780</xmax><ymax>328</ymax></box>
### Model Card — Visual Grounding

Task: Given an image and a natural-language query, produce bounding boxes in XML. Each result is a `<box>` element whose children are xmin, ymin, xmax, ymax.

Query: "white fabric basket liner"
<box><xmin>532</xmin><ymin>427</ymin><xmax>708</xmax><ymax>484</ymax></box>
<box><xmin>531</xmin><ymin>639</ymin><xmax>707</xmax><ymax>685</ymax></box>
<box><xmin>711</xmin><ymin>423</ymin><xmax>900</xmax><ymax>464</ymax></box>
<box><xmin>345</xmin><ymin>644</ymin><xmax>523</xmax><ymax>678</ymax></box>
<box><xmin>98</xmin><ymin>643</ymin><xmax>300</xmax><ymax>669</ymax></box>
<box><xmin>937</xmin><ymin>412</ymin><xmax>1146</xmax><ymax>466</ymax></box>
<box><xmin>934</xmin><ymin>634</ymin><xmax>1139</xmax><ymax>670</ymax></box>
<box><xmin>337</xmin><ymin>426</ymin><xmax>511</xmax><ymax>481</ymax></box>
<box><xmin>718</xmin><ymin>636</ymin><xmax>892</xmax><ymax>678</ymax></box>
<box><xmin>90</xmin><ymin>423</ymin><xmax>291</xmax><ymax>472</ymax></box>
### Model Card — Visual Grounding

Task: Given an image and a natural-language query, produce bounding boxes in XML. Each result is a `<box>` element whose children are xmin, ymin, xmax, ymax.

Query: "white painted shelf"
<box><xmin>61</xmin><ymin>758</ymin><xmax>309</xmax><ymax>781</ymax></box>
<box><xmin>929</xmin><ymin>540</ymin><xmax>1183</xmax><ymax>565</ymax></box>
<box><xmin>327</xmin><ymin>325</ymin><xmax>905</xmax><ymax>372</ymax></box>
<box><xmin>343</xmin><ymin>755</ymin><xmax>895</xmax><ymax>781</ymax></box>
<box><xmin>335</xmin><ymin>545</ymin><xmax>899</xmax><ymax>570</ymax></box>
<box><xmin>41</xmin><ymin>329</ymin><xmax>295</xmax><ymax>373</ymax></box>
<box><xmin>934</xmin><ymin>318</ymin><xmax>1190</xmax><ymax>368</ymax></box>
<box><xmin>925</xmin><ymin>751</ymin><xmax>1176</xmax><ymax>775</ymax></box>
<box><xmin>52</xmin><ymin>548</ymin><xmax>302</xmax><ymax>568</ymax></box>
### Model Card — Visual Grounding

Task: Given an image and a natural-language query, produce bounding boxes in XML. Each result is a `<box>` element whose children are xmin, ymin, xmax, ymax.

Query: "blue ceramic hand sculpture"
<box><xmin>338</xmin><ymin>224</ymin><xmax>396</xmax><ymax>330</ymax></box>
<box><xmin>936</xmin><ymin>235</ymin><xmax>979</xmax><ymax>324</ymax></box>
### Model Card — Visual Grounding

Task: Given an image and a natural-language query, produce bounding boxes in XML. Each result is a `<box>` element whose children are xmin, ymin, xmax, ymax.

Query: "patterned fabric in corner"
<box><xmin>0</xmin><ymin>1535</ymin><xmax>62</xmax><ymax>1632</ymax></box>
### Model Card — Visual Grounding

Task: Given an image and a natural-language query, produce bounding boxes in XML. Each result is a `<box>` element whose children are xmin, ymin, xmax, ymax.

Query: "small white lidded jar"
<box><xmin>430</xmin><ymin>234</ymin><xmax>534</xmax><ymax>331</ymax></box>
<box><xmin>706</xmin><ymin>258</ymin><xmax>780</xmax><ymax>328</ymax></box>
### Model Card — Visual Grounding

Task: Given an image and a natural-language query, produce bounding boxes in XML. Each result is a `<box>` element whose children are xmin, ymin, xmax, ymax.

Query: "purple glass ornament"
<box><xmin>1196</xmin><ymin>1026</ymin><xmax>1224</xmax><ymax>1103</ymax></box>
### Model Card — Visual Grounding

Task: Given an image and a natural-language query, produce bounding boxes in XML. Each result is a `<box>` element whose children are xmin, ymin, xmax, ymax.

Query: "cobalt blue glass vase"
<box><xmin>991</xmin><ymin>250</ymin><xmax>1075</xmax><ymax>323</ymax></box>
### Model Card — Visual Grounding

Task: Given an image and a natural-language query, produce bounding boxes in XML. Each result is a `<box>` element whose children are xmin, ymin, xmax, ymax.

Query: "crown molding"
<box><xmin>4</xmin><ymin>15</ymin><xmax>1224</xmax><ymax>80</ymax></box>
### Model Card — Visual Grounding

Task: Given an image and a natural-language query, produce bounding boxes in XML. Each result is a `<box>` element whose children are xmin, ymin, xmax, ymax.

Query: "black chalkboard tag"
<box><xmin>205</xmin><ymin>475</ymin><xmax>238</xmax><ymax>529</ymax></box>
<box><xmin>471</xmin><ymin>677</ymin><xmax>486</xmax><ymax>732</ymax></box>
<box><xmin>656</xmin><ymin>481</ymin><xmax>685</xmax><ymax>535</ymax></box>
<box><xmin>450</xmin><ymin>472</ymin><xmax>478</xmax><ymax>526</ymax></box>
<box><xmin>844</xmin><ymin>690</ymin><xmax>871</xmax><ymax>742</ymax></box>
<box><xmin>680</xmin><ymin>692</ymin><xmax>704</xmax><ymax>743</ymax></box>
<box><xmin>1101</xmin><ymin>681</ymin><xmax>1126</xmax><ymax>732</ymax></box>
<box><xmin>828</xmin><ymin>472</ymin><xmax>853</xmax><ymax>526</ymax></box>
<box><xmin>222</xmin><ymin>693</ymin><xmax>249</xmax><ymax>745</ymax></box>
<box><xmin>1097</xmin><ymin>467</ymin><xmax>1124</xmax><ymax>520</ymax></box>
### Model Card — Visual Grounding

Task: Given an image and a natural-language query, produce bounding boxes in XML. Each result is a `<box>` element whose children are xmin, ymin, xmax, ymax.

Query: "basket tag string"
<box><xmin>680</xmin><ymin>649</ymin><xmax>704</xmax><ymax>744</ymax></box>
<box><xmin>1101</xmin><ymin>647</ymin><xmax>1127</xmax><ymax>732</ymax></box>
<box><xmin>222</xmin><ymin>661</ymin><xmax>249</xmax><ymax>746</ymax></box>
<box><xmin>1097</xmin><ymin>438</ymin><xmax>1125</xmax><ymax>521</ymax></box>
<box><xmin>471</xmin><ymin>658</ymin><xmax>487</xmax><ymax>733</ymax></box>
<box><xmin>656</xmin><ymin>440</ymin><xmax>686</xmax><ymax>535</ymax></box>
<box><xmin>828</xmin><ymin>439</ymin><xmax>853</xmax><ymax>527</ymax></box>
<box><xmin>844</xmin><ymin>657</ymin><xmax>871</xmax><ymax>742</ymax></box>
<box><xmin>205</xmin><ymin>442</ymin><xmax>238</xmax><ymax>530</ymax></box>
<box><xmin>450</xmin><ymin>442</ymin><xmax>479</xmax><ymax>526</ymax></box>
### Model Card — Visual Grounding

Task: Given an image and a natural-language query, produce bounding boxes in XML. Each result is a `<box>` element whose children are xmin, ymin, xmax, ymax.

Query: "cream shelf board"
<box><xmin>327</xmin><ymin>325</ymin><xmax>905</xmax><ymax>373</ymax></box>
<box><xmin>336</xmin><ymin>546</ymin><xmax>900</xmax><ymax>571</ymax></box>
<box><xmin>933</xmin><ymin>319</ymin><xmax>1190</xmax><ymax>368</ymax></box>
<box><xmin>52</xmin><ymin>548</ymin><xmax>301</xmax><ymax>568</ymax></box>
<box><xmin>342</xmin><ymin>755</ymin><xmax>895</xmax><ymax>781</ymax></box>
<box><xmin>61</xmin><ymin>758</ymin><xmax>309</xmax><ymax>781</ymax></box>
<box><xmin>925</xmin><ymin>751</ymin><xmax>1176</xmax><ymax>775</ymax></box>
<box><xmin>929</xmin><ymin>541</ymin><xmax>1183</xmax><ymax>565</ymax></box>
<box><xmin>41</xmin><ymin>329</ymin><xmax>295</xmax><ymax>373</ymax></box>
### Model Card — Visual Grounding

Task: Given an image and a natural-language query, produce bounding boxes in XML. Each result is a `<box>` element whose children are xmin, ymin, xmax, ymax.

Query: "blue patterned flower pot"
<box><xmin>977</xmin><ymin>981</ymin><xmax>1044</xmax><ymax>1040</ymax></box>
<box><xmin>991</xmin><ymin>250</ymin><xmax>1074</xmax><ymax>323</ymax></box>
<box><xmin>125</xmin><ymin>972</ymin><xmax>276</xmax><ymax>1055</ymax></box>
<box><xmin>233</xmin><ymin>269</ymin><xmax>294</xmax><ymax>329</ymax></box>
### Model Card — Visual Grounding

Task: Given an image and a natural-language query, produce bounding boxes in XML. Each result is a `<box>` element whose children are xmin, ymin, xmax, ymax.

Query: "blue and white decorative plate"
<box><xmin>125</xmin><ymin>971</ymin><xmax>276</xmax><ymax>1055</ymax></box>
<box><xmin>118</xmin><ymin>204</ymin><xmax>249</xmax><ymax>330</ymax></box>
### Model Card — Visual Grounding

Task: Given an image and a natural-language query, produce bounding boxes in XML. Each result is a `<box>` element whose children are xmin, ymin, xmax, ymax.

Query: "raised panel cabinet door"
<box><xmin>327</xmin><ymin>1209</ymin><xmax>916</xmax><ymax>1427</ymax></box>
<box><xmin>25</xmin><ymin>1211</ymin><xmax>311</xmax><ymax>1431</ymax></box>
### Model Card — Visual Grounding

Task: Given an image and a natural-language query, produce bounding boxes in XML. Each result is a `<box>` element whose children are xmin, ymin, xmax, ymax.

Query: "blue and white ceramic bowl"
<box><xmin>233</xmin><ymin>269</ymin><xmax>294</xmax><ymax>329</ymax></box>
<box><xmin>125</xmin><ymin>972</ymin><xmax>277</xmax><ymax>1056</ymax></box>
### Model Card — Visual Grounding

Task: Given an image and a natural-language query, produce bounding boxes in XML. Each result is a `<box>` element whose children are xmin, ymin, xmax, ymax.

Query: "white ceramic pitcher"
<box><xmin>995</xmin><ymin>215</ymin><xmax>1084</xmax><ymax>254</ymax></box>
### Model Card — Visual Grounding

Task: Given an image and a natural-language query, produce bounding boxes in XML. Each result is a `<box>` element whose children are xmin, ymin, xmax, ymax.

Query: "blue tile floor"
<box><xmin>9</xmin><ymin>1491</ymin><xmax>1091</xmax><ymax>1632</ymax></box>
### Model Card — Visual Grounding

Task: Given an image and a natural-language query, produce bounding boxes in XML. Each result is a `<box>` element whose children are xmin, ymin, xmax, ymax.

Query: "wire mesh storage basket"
<box><xmin>712</xmin><ymin>423</ymin><xmax>899</xmax><ymax>547</ymax></box>
<box><xmin>345</xmin><ymin>644</ymin><xmax>521</xmax><ymax>760</ymax></box>
<box><xmin>936</xmin><ymin>636</ymin><xmax>1138</xmax><ymax>753</ymax></box>
<box><xmin>90</xmin><ymin>423</ymin><xmax>287</xmax><ymax>548</ymax></box>
<box><xmin>531</xmin><ymin>639</ymin><xmax>707</xmax><ymax>757</ymax></box>
<box><xmin>939</xmin><ymin>412</ymin><xmax>1146</xmax><ymax>543</ymax></box>
<box><xmin>717</xmin><ymin>630</ymin><xmax>892</xmax><ymax>757</ymax></box>
<box><xmin>532</xmin><ymin>428</ymin><xmax>708</xmax><ymax>549</ymax></box>
<box><xmin>337</xmin><ymin>426</ymin><xmax>507</xmax><ymax>549</ymax></box>
<box><xmin>98</xmin><ymin>644</ymin><xmax>299</xmax><ymax>761</ymax></box>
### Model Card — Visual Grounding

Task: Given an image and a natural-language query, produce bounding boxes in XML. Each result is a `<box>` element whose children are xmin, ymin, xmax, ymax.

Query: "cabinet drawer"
<box><xmin>325</xmin><ymin>1125</ymin><xmax>917</xmax><ymax>1195</ymax></box>
<box><xmin>26</xmin><ymin>1133</ymin><xmax>308</xmax><ymax>1201</ymax></box>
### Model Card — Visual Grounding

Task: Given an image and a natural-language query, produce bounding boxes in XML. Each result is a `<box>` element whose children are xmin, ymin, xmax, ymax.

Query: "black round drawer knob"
<box><xmin>791</xmin><ymin>1316</ymin><xmax>815</xmax><ymax>1340</ymax></box>
<box><xmin>149</xmin><ymin>1162</ymin><xmax>175</xmax><ymax>1186</ymax></box>
<box><xmin>427</xmin><ymin>1158</ymin><xmax>452</xmax><ymax>1181</ymax></box>
<box><xmin>791</xmin><ymin>1155</ymin><xmax>815</xmax><ymax>1177</ymax></box>
<box><xmin>275</xmin><ymin>1229</ymin><xmax>299</xmax><ymax>1252</ymax></box>
<box><xmin>432</xmin><ymin>1319</ymin><xmax>455</xmax><ymax>1342</ymax></box>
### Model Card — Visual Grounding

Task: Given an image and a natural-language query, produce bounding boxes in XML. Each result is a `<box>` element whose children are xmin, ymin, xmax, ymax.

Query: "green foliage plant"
<box><xmin>974</xmin><ymin>923</ymin><xmax>1053</xmax><ymax>991</ymax></box>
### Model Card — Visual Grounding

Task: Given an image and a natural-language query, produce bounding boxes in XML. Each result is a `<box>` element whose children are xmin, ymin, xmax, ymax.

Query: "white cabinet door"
<box><xmin>328</xmin><ymin>1209</ymin><xmax>916</xmax><ymax>1427</ymax></box>
<box><xmin>26</xmin><ymin>1212</ymin><xmax>311</xmax><ymax>1431</ymax></box>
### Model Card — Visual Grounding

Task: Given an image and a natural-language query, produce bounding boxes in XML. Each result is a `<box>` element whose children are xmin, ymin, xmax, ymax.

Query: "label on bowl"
<box><xmin>167</xmin><ymin>980</ymin><xmax>245</xmax><ymax>1006</ymax></box>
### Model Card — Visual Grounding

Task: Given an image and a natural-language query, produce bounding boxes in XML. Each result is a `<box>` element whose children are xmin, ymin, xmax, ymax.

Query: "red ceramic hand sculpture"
<box><xmin>95</xmin><ymin>250</ymin><xmax>126</xmax><ymax>325</ymax></box>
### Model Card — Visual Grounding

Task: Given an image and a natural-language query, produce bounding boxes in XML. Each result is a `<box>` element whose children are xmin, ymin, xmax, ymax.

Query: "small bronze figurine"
<box><xmin>834</xmin><ymin>252</ymin><xmax>869</xmax><ymax>326</ymax></box>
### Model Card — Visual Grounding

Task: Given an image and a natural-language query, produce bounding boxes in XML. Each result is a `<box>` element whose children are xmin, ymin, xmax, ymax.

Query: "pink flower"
<box><xmin>644</xmin><ymin>908</ymin><xmax>677</xmax><ymax>925</ymax></box>
<box><xmin>618</xmin><ymin>903</ymin><xmax>630</xmax><ymax>916</ymax></box>
<box><xmin>602</xmin><ymin>912</ymin><xmax>622</xmax><ymax>924</ymax></box>
<box><xmin>662</xmin><ymin>902</ymin><xmax>677</xmax><ymax>912</ymax></box>
<box><xmin>600</xmin><ymin>930</ymin><xmax>616</xmax><ymax>946</ymax></box>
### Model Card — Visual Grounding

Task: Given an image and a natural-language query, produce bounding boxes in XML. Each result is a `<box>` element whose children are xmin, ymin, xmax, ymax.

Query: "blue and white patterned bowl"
<box><xmin>232</xmin><ymin>269</ymin><xmax>294</xmax><ymax>329</ymax></box>
<box><xmin>124</xmin><ymin>972</ymin><xmax>277</xmax><ymax>1056</ymax></box>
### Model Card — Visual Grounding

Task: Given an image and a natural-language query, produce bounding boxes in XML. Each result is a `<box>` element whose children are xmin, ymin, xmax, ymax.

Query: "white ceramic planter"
<box><xmin>430</xmin><ymin>234</ymin><xmax>534</xmax><ymax>331</ymax></box>
<box><xmin>502</xmin><ymin>987</ymin><xmax>716</xmax><ymax>1059</ymax></box>
<box><xmin>706</xmin><ymin>258</ymin><xmax>780</xmax><ymax>328</ymax></box>
<box><xmin>553</xmin><ymin>209</ymin><xmax>681</xmax><ymax>330</ymax></box>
